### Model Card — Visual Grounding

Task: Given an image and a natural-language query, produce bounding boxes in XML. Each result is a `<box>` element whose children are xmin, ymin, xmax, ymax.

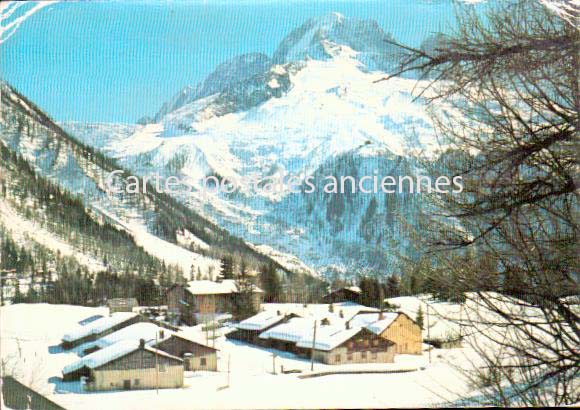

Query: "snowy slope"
<box><xmin>0</xmin><ymin>81</ymin><xmax>286</xmax><ymax>281</ymax></box>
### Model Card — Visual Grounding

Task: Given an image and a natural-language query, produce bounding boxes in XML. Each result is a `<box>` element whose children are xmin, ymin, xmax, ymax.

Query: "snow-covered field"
<box><xmin>0</xmin><ymin>303</ymin><xmax>484</xmax><ymax>409</ymax></box>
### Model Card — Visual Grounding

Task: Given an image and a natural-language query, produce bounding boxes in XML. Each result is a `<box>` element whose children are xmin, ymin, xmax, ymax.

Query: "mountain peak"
<box><xmin>154</xmin><ymin>53</ymin><xmax>271</xmax><ymax>121</ymax></box>
<box><xmin>272</xmin><ymin>13</ymin><xmax>401</xmax><ymax>70</ymax></box>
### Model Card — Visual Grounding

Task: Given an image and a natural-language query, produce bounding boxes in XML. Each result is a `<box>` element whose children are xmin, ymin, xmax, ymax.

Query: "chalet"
<box><xmin>258</xmin><ymin>316</ymin><xmax>395</xmax><ymax>364</ymax></box>
<box><xmin>62</xmin><ymin>339</ymin><xmax>183</xmax><ymax>391</ymax></box>
<box><xmin>154</xmin><ymin>333</ymin><xmax>218</xmax><ymax>372</ymax></box>
<box><xmin>61</xmin><ymin>312</ymin><xmax>142</xmax><ymax>349</ymax></box>
<box><xmin>296</xmin><ymin>326</ymin><xmax>395</xmax><ymax>365</ymax></box>
<box><xmin>349</xmin><ymin>312</ymin><xmax>422</xmax><ymax>354</ymax></box>
<box><xmin>226</xmin><ymin>310</ymin><xmax>299</xmax><ymax>345</ymax></box>
<box><xmin>167</xmin><ymin>280</ymin><xmax>263</xmax><ymax>325</ymax></box>
<box><xmin>106</xmin><ymin>298</ymin><xmax>139</xmax><ymax>313</ymax></box>
<box><xmin>321</xmin><ymin>286</ymin><xmax>362</xmax><ymax>304</ymax></box>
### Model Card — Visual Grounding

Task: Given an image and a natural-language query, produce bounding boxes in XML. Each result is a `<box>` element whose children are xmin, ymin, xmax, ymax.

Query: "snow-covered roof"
<box><xmin>184</xmin><ymin>279</ymin><xmax>263</xmax><ymax>295</ymax></box>
<box><xmin>63</xmin><ymin>340</ymin><xmax>182</xmax><ymax>375</ymax></box>
<box><xmin>295</xmin><ymin>325</ymin><xmax>362</xmax><ymax>351</ymax></box>
<box><xmin>259</xmin><ymin>316</ymin><xmax>366</xmax><ymax>351</ymax></box>
<box><xmin>62</xmin><ymin>312</ymin><xmax>138</xmax><ymax>343</ymax></box>
<box><xmin>79</xmin><ymin>322</ymin><xmax>170</xmax><ymax>352</ymax></box>
<box><xmin>258</xmin><ymin>305</ymin><xmax>404</xmax><ymax>349</ymax></box>
<box><xmin>261</xmin><ymin>302</ymin><xmax>377</xmax><ymax>323</ymax></box>
<box><xmin>348</xmin><ymin>312</ymin><xmax>400</xmax><ymax>335</ymax></box>
<box><xmin>346</xmin><ymin>286</ymin><xmax>362</xmax><ymax>294</ymax></box>
<box><xmin>236</xmin><ymin>311</ymin><xmax>291</xmax><ymax>331</ymax></box>
<box><xmin>259</xmin><ymin>317</ymin><xmax>316</xmax><ymax>343</ymax></box>
<box><xmin>365</xmin><ymin>314</ymin><xmax>399</xmax><ymax>335</ymax></box>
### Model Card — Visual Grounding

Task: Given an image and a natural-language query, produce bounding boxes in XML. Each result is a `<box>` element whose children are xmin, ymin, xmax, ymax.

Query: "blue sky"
<box><xmin>1</xmin><ymin>1</ymin><xmax>467</xmax><ymax>123</ymax></box>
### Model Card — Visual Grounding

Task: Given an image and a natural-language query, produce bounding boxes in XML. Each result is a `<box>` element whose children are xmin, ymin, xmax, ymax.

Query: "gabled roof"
<box><xmin>159</xmin><ymin>333</ymin><xmax>219</xmax><ymax>352</ymax></box>
<box><xmin>79</xmin><ymin>322</ymin><xmax>218</xmax><ymax>354</ymax></box>
<box><xmin>348</xmin><ymin>311</ymin><xmax>418</xmax><ymax>335</ymax></box>
<box><xmin>295</xmin><ymin>325</ymin><xmax>362</xmax><ymax>351</ymax></box>
<box><xmin>63</xmin><ymin>340</ymin><xmax>182</xmax><ymax>375</ymax></box>
<box><xmin>79</xmin><ymin>322</ymin><xmax>166</xmax><ymax>352</ymax></box>
<box><xmin>260</xmin><ymin>318</ymin><xmax>393</xmax><ymax>352</ymax></box>
<box><xmin>181</xmin><ymin>279</ymin><xmax>263</xmax><ymax>295</ymax></box>
<box><xmin>348</xmin><ymin>312</ymin><xmax>400</xmax><ymax>335</ymax></box>
<box><xmin>259</xmin><ymin>317</ymin><xmax>316</xmax><ymax>343</ymax></box>
<box><xmin>236</xmin><ymin>311</ymin><xmax>295</xmax><ymax>331</ymax></box>
<box><xmin>62</xmin><ymin>312</ymin><xmax>138</xmax><ymax>343</ymax></box>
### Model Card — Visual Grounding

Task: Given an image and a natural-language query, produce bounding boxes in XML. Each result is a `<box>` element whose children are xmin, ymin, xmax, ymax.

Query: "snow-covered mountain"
<box><xmin>62</xmin><ymin>14</ymin><xmax>453</xmax><ymax>278</ymax></box>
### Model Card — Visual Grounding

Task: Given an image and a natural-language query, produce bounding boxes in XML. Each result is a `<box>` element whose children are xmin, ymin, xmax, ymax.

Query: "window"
<box><xmin>134</xmin><ymin>379</ymin><xmax>140</xmax><ymax>386</ymax></box>
<box><xmin>348</xmin><ymin>341</ymin><xmax>354</xmax><ymax>349</ymax></box>
<box><xmin>335</xmin><ymin>354</ymin><xmax>341</xmax><ymax>363</ymax></box>
<box><xmin>372</xmin><ymin>340</ymin><xmax>379</xmax><ymax>347</ymax></box>
<box><xmin>159</xmin><ymin>362</ymin><xmax>167</xmax><ymax>372</ymax></box>
<box><xmin>200</xmin><ymin>357</ymin><xmax>207</xmax><ymax>366</ymax></box>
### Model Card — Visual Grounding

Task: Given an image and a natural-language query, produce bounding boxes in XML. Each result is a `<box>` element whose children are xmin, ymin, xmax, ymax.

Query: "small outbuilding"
<box><xmin>321</xmin><ymin>286</ymin><xmax>362</xmax><ymax>304</ymax></box>
<box><xmin>106</xmin><ymin>298</ymin><xmax>139</xmax><ymax>313</ymax></box>
<box><xmin>154</xmin><ymin>332</ymin><xmax>218</xmax><ymax>372</ymax></box>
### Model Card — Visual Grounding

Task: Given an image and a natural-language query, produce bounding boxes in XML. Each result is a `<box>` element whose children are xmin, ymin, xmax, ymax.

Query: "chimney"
<box><xmin>345</xmin><ymin>321</ymin><xmax>350</xmax><ymax>330</ymax></box>
<box><xmin>277</xmin><ymin>310</ymin><xmax>281</xmax><ymax>316</ymax></box>
<box><xmin>379</xmin><ymin>309</ymin><xmax>384</xmax><ymax>320</ymax></box>
<box><xmin>159</xmin><ymin>330</ymin><xmax>165</xmax><ymax>339</ymax></box>
<box><xmin>139</xmin><ymin>338</ymin><xmax>145</xmax><ymax>349</ymax></box>
<box><xmin>339</xmin><ymin>310</ymin><xmax>344</xmax><ymax>318</ymax></box>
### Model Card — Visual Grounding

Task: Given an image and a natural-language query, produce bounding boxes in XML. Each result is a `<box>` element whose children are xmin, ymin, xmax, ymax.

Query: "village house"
<box><xmin>62</xmin><ymin>339</ymin><xmax>184</xmax><ymax>391</ymax></box>
<box><xmin>166</xmin><ymin>280</ymin><xmax>263</xmax><ymax>325</ymax></box>
<box><xmin>61</xmin><ymin>312</ymin><xmax>142</xmax><ymax>349</ymax></box>
<box><xmin>106</xmin><ymin>298</ymin><xmax>139</xmax><ymax>313</ymax></box>
<box><xmin>349</xmin><ymin>311</ymin><xmax>423</xmax><ymax>355</ymax></box>
<box><xmin>321</xmin><ymin>286</ymin><xmax>362</xmax><ymax>304</ymax></box>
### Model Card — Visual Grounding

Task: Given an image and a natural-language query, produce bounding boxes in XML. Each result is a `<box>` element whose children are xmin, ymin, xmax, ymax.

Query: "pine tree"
<box><xmin>416</xmin><ymin>305</ymin><xmax>424</xmax><ymax>330</ymax></box>
<box><xmin>259</xmin><ymin>263</ymin><xmax>281</xmax><ymax>303</ymax></box>
<box><xmin>219</xmin><ymin>256</ymin><xmax>234</xmax><ymax>281</ymax></box>
<box><xmin>13</xmin><ymin>281</ymin><xmax>24</xmax><ymax>304</ymax></box>
<box><xmin>385</xmin><ymin>274</ymin><xmax>401</xmax><ymax>298</ymax></box>
<box><xmin>232</xmin><ymin>260</ymin><xmax>258</xmax><ymax>320</ymax></box>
